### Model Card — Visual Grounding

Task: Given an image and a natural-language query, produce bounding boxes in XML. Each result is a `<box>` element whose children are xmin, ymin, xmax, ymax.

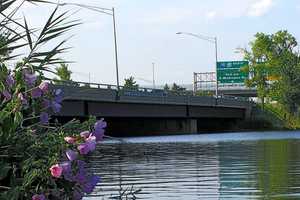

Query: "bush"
<box><xmin>0</xmin><ymin>1</ymin><xmax>106</xmax><ymax>199</ymax></box>
<box><xmin>0</xmin><ymin>64</ymin><xmax>106</xmax><ymax>199</ymax></box>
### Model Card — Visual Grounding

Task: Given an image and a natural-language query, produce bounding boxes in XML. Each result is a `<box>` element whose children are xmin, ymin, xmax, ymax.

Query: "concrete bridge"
<box><xmin>54</xmin><ymin>82</ymin><xmax>254</xmax><ymax>136</ymax></box>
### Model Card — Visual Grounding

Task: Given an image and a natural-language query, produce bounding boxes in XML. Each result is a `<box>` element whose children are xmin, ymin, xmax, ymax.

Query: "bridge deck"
<box><xmin>54</xmin><ymin>85</ymin><xmax>252</xmax><ymax>119</ymax></box>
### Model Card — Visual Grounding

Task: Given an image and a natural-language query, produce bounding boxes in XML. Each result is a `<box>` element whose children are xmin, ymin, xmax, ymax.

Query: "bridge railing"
<box><xmin>50</xmin><ymin>80</ymin><xmax>253</xmax><ymax>107</ymax></box>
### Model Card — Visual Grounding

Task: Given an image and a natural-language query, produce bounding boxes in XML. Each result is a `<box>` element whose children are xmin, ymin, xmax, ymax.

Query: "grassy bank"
<box><xmin>232</xmin><ymin>103</ymin><xmax>298</xmax><ymax>131</ymax></box>
<box><xmin>264</xmin><ymin>103</ymin><xmax>300</xmax><ymax>129</ymax></box>
<box><xmin>235</xmin><ymin>103</ymin><xmax>300</xmax><ymax>131</ymax></box>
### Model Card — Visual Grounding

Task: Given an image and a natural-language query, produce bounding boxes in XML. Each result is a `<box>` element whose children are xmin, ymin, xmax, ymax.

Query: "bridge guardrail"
<box><xmin>51</xmin><ymin>80</ymin><xmax>252</xmax><ymax>108</ymax></box>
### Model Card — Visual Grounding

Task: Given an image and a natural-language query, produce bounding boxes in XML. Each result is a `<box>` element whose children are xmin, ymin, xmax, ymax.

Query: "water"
<box><xmin>86</xmin><ymin>131</ymin><xmax>300</xmax><ymax>199</ymax></box>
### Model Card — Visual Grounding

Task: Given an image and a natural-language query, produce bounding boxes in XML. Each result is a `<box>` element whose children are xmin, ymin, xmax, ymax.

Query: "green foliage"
<box><xmin>123</xmin><ymin>76</ymin><xmax>139</xmax><ymax>90</ymax></box>
<box><xmin>0</xmin><ymin>1</ymin><xmax>104</xmax><ymax>199</ymax></box>
<box><xmin>0</xmin><ymin>1</ymin><xmax>80</xmax><ymax>67</ymax></box>
<box><xmin>265</xmin><ymin>103</ymin><xmax>300</xmax><ymax>129</ymax></box>
<box><xmin>0</xmin><ymin>33</ymin><xmax>11</xmax><ymax>57</ymax></box>
<box><xmin>170</xmin><ymin>83</ymin><xmax>186</xmax><ymax>95</ymax></box>
<box><xmin>53</xmin><ymin>63</ymin><xmax>78</xmax><ymax>86</ymax></box>
<box><xmin>194</xmin><ymin>90</ymin><xmax>213</xmax><ymax>96</ymax></box>
<box><xmin>163</xmin><ymin>84</ymin><xmax>170</xmax><ymax>91</ymax></box>
<box><xmin>55</xmin><ymin>63</ymin><xmax>72</xmax><ymax>81</ymax></box>
<box><xmin>244</xmin><ymin>30</ymin><xmax>300</xmax><ymax>114</ymax></box>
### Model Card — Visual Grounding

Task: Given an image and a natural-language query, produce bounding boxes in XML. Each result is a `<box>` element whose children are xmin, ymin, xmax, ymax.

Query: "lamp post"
<box><xmin>176</xmin><ymin>32</ymin><xmax>219</xmax><ymax>97</ymax></box>
<box><xmin>111</xmin><ymin>7</ymin><xmax>120</xmax><ymax>91</ymax></box>
<box><xmin>58</xmin><ymin>3</ymin><xmax>120</xmax><ymax>90</ymax></box>
<box><xmin>152</xmin><ymin>62</ymin><xmax>156</xmax><ymax>89</ymax></box>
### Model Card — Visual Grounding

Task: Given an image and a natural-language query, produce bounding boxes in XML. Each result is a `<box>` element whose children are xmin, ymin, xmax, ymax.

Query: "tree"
<box><xmin>243</xmin><ymin>32</ymin><xmax>274</xmax><ymax>110</ymax></box>
<box><xmin>123</xmin><ymin>76</ymin><xmax>139</xmax><ymax>90</ymax></box>
<box><xmin>55</xmin><ymin>63</ymin><xmax>72</xmax><ymax>81</ymax></box>
<box><xmin>53</xmin><ymin>63</ymin><xmax>78</xmax><ymax>86</ymax></box>
<box><xmin>171</xmin><ymin>83</ymin><xmax>186</xmax><ymax>95</ymax></box>
<box><xmin>163</xmin><ymin>84</ymin><xmax>170</xmax><ymax>91</ymax></box>
<box><xmin>269</xmin><ymin>31</ymin><xmax>300</xmax><ymax>114</ymax></box>
<box><xmin>243</xmin><ymin>30</ymin><xmax>300</xmax><ymax>114</ymax></box>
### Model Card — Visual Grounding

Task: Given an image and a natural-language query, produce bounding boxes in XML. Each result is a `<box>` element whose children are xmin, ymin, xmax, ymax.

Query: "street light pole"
<box><xmin>214</xmin><ymin>37</ymin><xmax>218</xmax><ymax>97</ymax></box>
<box><xmin>58</xmin><ymin>4</ymin><xmax>121</xmax><ymax>91</ymax></box>
<box><xmin>176</xmin><ymin>32</ymin><xmax>219</xmax><ymax>97</ymax></box>
<box><xmin>152</xmin><ymin>62</ymin><xmax>155</xmax><ymax>89</ymax></box>
<box><xmin>112</xmin><ymin>7</ymin><xmax>120</xmax><ymax>90</ymax></box>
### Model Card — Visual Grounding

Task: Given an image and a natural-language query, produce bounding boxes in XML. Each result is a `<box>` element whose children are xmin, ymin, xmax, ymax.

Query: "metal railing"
<box><xmin>50</xmin><ymin>80</ymin><xmax>251</xmax><ymax>102</ymax></box>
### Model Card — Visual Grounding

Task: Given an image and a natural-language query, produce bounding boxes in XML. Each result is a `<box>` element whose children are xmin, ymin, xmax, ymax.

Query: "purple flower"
<box><xmin>61</xmin><ymin>161</ymin><xmax>74</xmax><ymax>182</ymax></box>
<box><xmin>72</xmin><ymin>189</ymin><xmax>83</xmax><ymax>200</ymax></box>
<box><xmin>39</xmin><ymin>82</ymin><xmax>49</xmax><ymax>93</ymax></box>
<box><xmin>66</xmin><ymin>149</ymin><xmax>78</xmax><ymax>161</ymax></box>
<box><xmin>32</xmin><ymin>194</ymin><xmax>46</xmax><ymax>200</ymax></box>
<box><xmin>54</xmin><ymin>89</ymin><xmax>63</xmax><ymax>103</ymax></box>
<box><xmin>42</xmin><ymin>99</ymin><xmax>50</xmax><ymax>109</ymax></box>
<box><xmin>77</xmin><ymin>140</ymin><xmax>96</xmax><ymax>155</ymax></box>
<box><xmin>24</xmin><ymin>72</ymin><xmax>37</xmax><ymax>86</ymax></box>
<box><xmin>94</xmin><ymin>119</ymin><xmax>107</xmax><ymax>131</ymax></box>
<box><xmin>55</xmin><ymin>95</ymin><xmax>63</xmax><ymax>104</ymax></box>
<box><xmin>91</xmin><ymin>130</ymin><xmax>104</xmax><ymax>142</ymax></box>
<box><xmin>6</xmin><ymin>74</ymin><xmax>15</xmax><ymax>88</ymax></box>
<box><xmin>74</xmin><ymin>171</ymin><xmax>86</xmax><ymax>184</ymax></box>
<box><xmin>51</xmin><ymin>101</ymin><xmax>62</xmax><ymax>113</ymax></box>
<box><xmin>77</xmin><ymin>143</ymin><xmax>90</xmax><ymax>155</ymax></box>
<box><xmin>40</xmin><ymin>112</ymin><xmax>49</xmax><ymax>124</ymax></box>
<box><xmin>87</xmin><ymin>141</ymin><xmax>96</xmax><ymax>152</ymax></box>
<box><xmin>2</xmin><ymin>90</ymin><xmax>11</xmax><ymax>102</ymax></box>
<box><xmin>55</xmin><ymin>88</ymin><xmax>63</xmax><ymax>96</ymax></box>
<box><xmin>31</xmin><ymin>88</ymin><xmax>42</xmax><ymax>98</ymax></box>
<box><xmin>61</xmin><ymin>161</ymin><xmax>72</xmax><ymax>173</ymax></box>
<box><xmin>77</xmin><ymin>160</ymin><xmax>87</xmax><ymax>169</ymax></box>
<box><xmin>80</xmin><ymin>131</ymin><xmax>90</xmax><ymax>139</ymax></box>
<box><xmin>91</xmin><ymin>119</ymin><xmax>106</xmax><ymax>141</ymax></box>
<box><xmin>85</xmin><ymin>136</ymin><xmax>96</xmax><ymax>151</ymax></box>
<box><xmin>74</xmin><ymin>160</ymin><xmax>87</xmax><ymax>184</ymax></box>
<box><xmin>83</xmin><ymin>175</ymin><xmax>101</xmax><ymax>193</ymax></box>
<box><xmin>18</xmin><ymin>93</ymin><xmax>28</xmax><ymax>105</ymax></box>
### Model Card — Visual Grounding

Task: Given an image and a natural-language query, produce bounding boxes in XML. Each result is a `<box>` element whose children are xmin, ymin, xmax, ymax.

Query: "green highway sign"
<box><xmin>217</xmin><ymin>61</ymin><xmax>249</xmax><ymax>84</ymax></box>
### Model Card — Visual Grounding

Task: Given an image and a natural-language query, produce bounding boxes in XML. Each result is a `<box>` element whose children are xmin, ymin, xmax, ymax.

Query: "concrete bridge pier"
<box><xmin>185</xmin><ymin>119</ymin><xmax>198</xmax><ymax>134</ymax></box>
<box><xmin>104</xmin><ymin>118</ymin><xmax>198</xmax><ymax>137</ymax></box>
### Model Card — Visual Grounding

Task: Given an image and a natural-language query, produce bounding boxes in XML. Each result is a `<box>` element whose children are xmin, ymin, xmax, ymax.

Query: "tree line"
<box><xmin>243</xmin><ymin>30</ymin><xmax>300</xmax><ymax>118</ymax></box>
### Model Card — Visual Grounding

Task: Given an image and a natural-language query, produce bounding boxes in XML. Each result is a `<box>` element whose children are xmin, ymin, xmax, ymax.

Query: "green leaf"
<box><xmin>0</xmin><ymin>82</ymin><xmax>5</xmax><ymax>92</ymax></box>
<box><xmin>0</xmin><ymin>111</ymin><xmax>10</xmax><ymax>123</ymax></box>
<box><xmin>0</xmin><ymin>161</ymin><xmax>11</xmax><ymax>180</ymax></box>
<box><xmin>0</xmin><ymin>0</ymin><xmax>15</xmax><ymax>13</ymax></box>
<box><xmin>23</xmin><ymin>17</ymin><xmax>33</xmax><ymax>50</ymax></box>
<box><xmin>13</xmin><ymin>112</ymin><xmax>23</xmax><ymax>127</ymax></box>
<box><xmin>0</xmin><ymin>186</ymin><xmax>21</xmax><ymax>200</ymax></box>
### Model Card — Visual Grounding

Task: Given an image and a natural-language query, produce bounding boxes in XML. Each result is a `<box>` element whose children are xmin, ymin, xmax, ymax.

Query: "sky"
<box><xmin>15</xmin><ymin>0</ymin><xmax>300</xmax><ymax>86</ymax></box>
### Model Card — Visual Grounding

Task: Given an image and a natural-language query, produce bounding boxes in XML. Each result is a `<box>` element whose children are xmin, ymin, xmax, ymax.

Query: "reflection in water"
<box><xmin>85</xmin><ymin>133</ymin><xmax>300</xmax><ymax>200</ymax></box>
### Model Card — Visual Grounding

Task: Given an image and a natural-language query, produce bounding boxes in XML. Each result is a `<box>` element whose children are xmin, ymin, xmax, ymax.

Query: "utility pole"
<box><xmin>152</xmin><ymin>62</ymin><xmax>155</xmax><ymax>89</ymax></box>
<box><xmin>214</xmin><ymin>37</ymin><xmax>218</xmax><ymax>97</ymax></box>
<box><xmin>176</xmin><ymin>32</ymin><xmax>219</xmax><ymax>97</ymax></box>
<box><xmin>112</xmin><ymin>7</ymin><xmax>120</xmax><ymax>91</ymax></box>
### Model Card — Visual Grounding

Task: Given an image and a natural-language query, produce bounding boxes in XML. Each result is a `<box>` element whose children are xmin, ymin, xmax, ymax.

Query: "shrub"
<box><xmin>0</xmin><ymin>1</ymin><xmax>105</xmax><ymax>199</ymax></box>
<box><xmin>0</xmin><ymin>63</ymin><xmax>105</xmax><ymax>199</ymax></box>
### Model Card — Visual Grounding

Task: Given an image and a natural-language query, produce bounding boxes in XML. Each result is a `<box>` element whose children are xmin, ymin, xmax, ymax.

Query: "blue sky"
<box><xmin>22</xmin><ymin>0</ymin><xmax>300</xmax><ymax>86</ymax></box>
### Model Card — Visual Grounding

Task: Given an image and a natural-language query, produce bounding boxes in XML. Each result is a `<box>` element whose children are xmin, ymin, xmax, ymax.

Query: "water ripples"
<box><xmin>85</xmin><ymin>132</ymin><xmax>300</xmax><ymax>200</ymax></box>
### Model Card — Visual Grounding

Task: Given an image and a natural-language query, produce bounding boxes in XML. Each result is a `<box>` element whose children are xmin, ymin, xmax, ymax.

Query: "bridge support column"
<box><xmin>161</xmin><ymin>119</ymin><xmax>198</xmax><ymax>134</ymax></box>
<box><xmin>184</xmin><ymin>119</ymin><xmax>198</xmax><ymax>134</ymax></box>
<box><xmin>245</xmin><ymin>104</ymin><xmax>253</xmax><ymax>120</ymax></box>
